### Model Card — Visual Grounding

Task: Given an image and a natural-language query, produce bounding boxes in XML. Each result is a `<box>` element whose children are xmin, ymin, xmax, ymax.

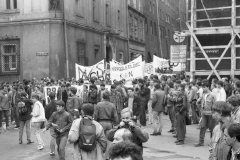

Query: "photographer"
<box><xmin>107</xmin><ymin>108</ymin><xmax>149</xmax><ymax>154</ymax></box>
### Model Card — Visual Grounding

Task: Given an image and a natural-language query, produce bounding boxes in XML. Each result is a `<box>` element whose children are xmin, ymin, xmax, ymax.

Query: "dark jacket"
<box><xmin>47</xmin><ymin>110</ymin><xmax>73</xmax><ymax>137</ymax></box>
<box><xmin>18</xmin><ymin>98</ymin><xmax>33</xmax><ymax>121</ymax></box>
<box><xmin>45</xmin><ymin>100</ymin><xmax>57</xmax><ymax>120</ymax></box>
<box><xmin>152</xmin><ymin>89</ymin><xmax>165</xmax><ymax>112</ymax></box>
<box><xmin>88</xmin><ymin>87</ymin><xmax>98</xmax><ymax>104</ymax></box>
<box><xmin>94</xmin><ymin>100</ymin><xmax>119</xmax><ymax>124</ymax></box>
<box><xmin>66</xmin><ymin>95</ymin><xmax>82</xmax><ymax>115</ymax></box>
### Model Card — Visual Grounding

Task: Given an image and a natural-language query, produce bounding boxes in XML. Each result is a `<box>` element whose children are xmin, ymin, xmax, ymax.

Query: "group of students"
<box><xmin>2</xmin><ymin>74</ymin><xmax>240</xmax><ymax>160</ymax></box>
<box><xmin>0</xmin><ymin>77</ymin><xmax>151</xmax><ymax>160</ymax></box>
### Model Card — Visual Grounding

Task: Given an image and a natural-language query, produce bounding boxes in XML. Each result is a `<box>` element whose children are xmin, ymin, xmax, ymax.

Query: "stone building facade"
<box><xmin>0</xmin><ymin>0</ymin><xmax>128</xmax><ymax>81</ymax></box>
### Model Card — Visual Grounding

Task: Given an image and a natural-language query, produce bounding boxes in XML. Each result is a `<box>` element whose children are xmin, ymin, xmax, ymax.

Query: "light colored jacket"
<box><xmin>68</xmin><ymin>118</ymin><xmax>107</xmax><ymax>160</ymax></box>
<box><xmin>31</xmin><ymin>101</ymin><xmax>46</xmax><ymax>122</ymax></box>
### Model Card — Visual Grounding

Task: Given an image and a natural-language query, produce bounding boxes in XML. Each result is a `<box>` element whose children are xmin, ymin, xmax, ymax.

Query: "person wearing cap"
<box><xmin>44</xmin><ymin>100</ymin><xmax>73</xmax><ymax>159</ymax></box>
<box><xmin>18</xmin><ymin>92</ymin><xmax>34</xmax><ymax>144</ymax></box>
<box><xmin>66</xmin><ymin>86</ymin><xmax>83</xmax><ymax>118</ymax></box>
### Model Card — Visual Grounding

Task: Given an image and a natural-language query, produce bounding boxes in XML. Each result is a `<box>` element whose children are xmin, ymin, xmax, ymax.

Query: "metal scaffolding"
<box><xmin>186</xmin><ymin>0</ymin><xmax>240</xmax><ymax>80</ymax></box>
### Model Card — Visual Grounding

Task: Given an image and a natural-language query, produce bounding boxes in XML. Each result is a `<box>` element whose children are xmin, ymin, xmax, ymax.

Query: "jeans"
<box><xmin>32</xmin><ymin>122</ymin><xmax>44</xmax><ymax>148</ymax></box>
<box><xmin>13</xmin><ymin>106</ymin><xmax>20</xmax><ymax>127</ymax></box>
<box><xmin>199</xmin><ymin>114</ymin><xmax>215</xmax><ymax>144</ymax></box>
<box><xmin>167</xmin><ymin>106</ymin><xmax>175</xmax><ymax>130</ymax></box>
<box><xmin>0</xmin><ymin>110</ymin><xmax>9</xmax><ymax>127</ymax></box>
<box><xmin>56</xmin><ymin>135</ymin><xmax>68</xmax><ymax>160</ymax></box>
<box><xmin>19</xmin><ymin>120</ymin><xmax>31</xmax><ymax>141</ymax></box>
<box><xmin>147</xmin><ymin>100</ymin><xmax>153</xmax><ymax>124</ymax></box>
<box><xmin>152</xmin><ymin>111</ymin><xmax>164</xmax><ymax>134</ymax></box>
<box><xmin>176</xmin><ymin>111</ymin><xmax>186</xmax><ymax>141</ymax></box>
<box><xmin>50</xmin><ymin>128</ymin><xmax>56</xmax><ymax>153</ymax></box>
<box><xmin>191</xmin><ymin>101</ymin><xmax>199</xmax><ymax>124</ymax></box>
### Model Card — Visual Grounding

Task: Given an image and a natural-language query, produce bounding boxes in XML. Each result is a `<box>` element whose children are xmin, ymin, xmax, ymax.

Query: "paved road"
<box><xmin>0</xmin><ymin>116</ymin><xmax>210</xmax><ymax>160</ymax></box>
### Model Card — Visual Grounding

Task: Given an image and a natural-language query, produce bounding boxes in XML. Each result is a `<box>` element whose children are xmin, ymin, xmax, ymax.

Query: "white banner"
<box><xmin>144</xmin><ymin>62</ymin><xmax>154</xmax><ymax>77</ymax></box>
<box><xmin>110</xmin><ymin>58</ymin><xmax>144</xmax><ymax>81</ymax></box>
<box><xmin>75</xmin><ymin>60</ymin><xmax>105</xmax><ymax>80</ymax></box>
<box><xmin>44</xmin><ymin>86</ymin><xmax>59</xmax><ymax>105</ymax></box>
<box><xmin>153</xmin><ymin>55</ymin><xmax>169</xmax><ymax>74</ymax></box>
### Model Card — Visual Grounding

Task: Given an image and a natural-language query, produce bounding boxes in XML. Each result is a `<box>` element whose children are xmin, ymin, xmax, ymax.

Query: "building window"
<box><xmin>77</xmin><ymin>42</ymin><xmax>87</xmax><ymax>65</ymax></box>
<box><xmin>150</xmin><ymin>21</ymin><xmax>153</xmax><ymax>35</ymax></box>
<box><xmin>0</xmin><ymin>40</ymin><xmax>19</xmax><ymax>74</ymax></box>
<box><xmin>6</xmin><ymin>0</ymin><xmax>17</xmax><ymax>9</ymax></box>
<box><xmin>117</xmin><ymin>10</ymin><xmax>121</xmax><ymax>30</ymax></box>
<box><xmin>76</xmin><ymin>0</ymin><xmax>84</xmax><ymax>17</ymax></box>
<box><xmin>94</xmin><ymin>45</ymin><xmax>100</xmax><ymax>59</ymax></box>
<box><xmin>49</xmin><ymin>0</ymin><xmax>60</xmax><ymax>11</ymax></box>
<box><xmin>93</xmin><ymin>0</ymin><xmax>100</xmax><ymax>22</ymax></box>
<box><xmin>134</xmin><ymin>17</ymin><xmax>138</xmax><ymax>39</ymax></box>
<box><xmin>154</xmin><ymin>22</ymin><xmax>157</xmax><ymax>35</ymax></box>
<box><xmin>149</xmin><ymin>1</ymin><xmax>152</xmax><ymax>12</ymax></box>
<box><xmin>152</xmin><ymin>3</ymin><xmax>154</xmax><ymax>14</ymax></box>
<box><xmin>105</xmin><ymin>3</ymin><xmax>111</xmax><ymax>26</ymax></box>
<box><xmin>119</xmin><ymin>52</ymin><xmax>124</xmax><ymax>64</ymax></box>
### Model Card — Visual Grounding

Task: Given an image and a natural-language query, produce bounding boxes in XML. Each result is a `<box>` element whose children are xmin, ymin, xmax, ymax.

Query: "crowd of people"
<box><xmin>0</xmin><ymin>74</ymin><xmax>240</xmax><ymax>160</ymax></box>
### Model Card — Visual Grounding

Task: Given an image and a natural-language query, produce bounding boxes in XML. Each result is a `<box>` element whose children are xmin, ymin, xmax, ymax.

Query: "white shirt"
<box><xmin>215</xmin><ymin>87</ymin><xmax>226</xmax><ymax>102</ymax></box>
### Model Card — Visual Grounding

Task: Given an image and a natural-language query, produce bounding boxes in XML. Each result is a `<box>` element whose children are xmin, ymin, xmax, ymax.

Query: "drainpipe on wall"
<box><xmin>156</xmin><ymin>0</ymin><xmax>163</xmax><ymax>58</ymax></box>
<box><xmin>63</xmin><ymin>0</ymin><xmax>69</xmax><ymax>79</ymax></box>
<box><xmin>126</xmin><ymin>0</ymin><xmax>130</xmax><ymax>62</ymax></box>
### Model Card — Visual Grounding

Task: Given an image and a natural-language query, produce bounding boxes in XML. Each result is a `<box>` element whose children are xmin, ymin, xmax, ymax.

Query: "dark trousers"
<box><xmin>167</xmin><ymin>106</ymin><xmax>175</xmax><ymax>130</ymax></box>
<box><xmin>176</xmin><ymin>111</ymin><xmax>186</xmax><ymax>141</ymax></box>
<box><xmin>139</xmin><ymin>104</ymin><xmax>147</xmax><ymax>126</ymax></box>
<box><xmin>191</xmin><ymin>102</ymin><xmax>199</xmax><ymax>124</ymax></box>
<box><xmin>19</xmin><ymin>120</ymin><xmax>31</xmax><ymax>141</ymax></box>
<box><xmin>13</xmin><ymin>106</ymin><xmax>20</xmax><ymax>127</ymax></box>
<box><xmin>199</xmin><ymin>114</ymin><xmax>215</xmax><ymax>144</ymax></box>
<box><xmin>0</xmin><ymin>110</ymin><xmax>9</xmax><ymax>127</ymax></box>
<box><xmin>56</xmin><ymin>135</ymin><xmax>68</xmax><ymax>160</ymax></box>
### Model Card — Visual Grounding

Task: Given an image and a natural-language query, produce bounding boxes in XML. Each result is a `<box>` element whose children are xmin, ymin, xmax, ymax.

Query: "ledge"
<box><xmin>0</xmin><ymin>9</ymin><xmax>20</xmax><ymax>15</ymax></box>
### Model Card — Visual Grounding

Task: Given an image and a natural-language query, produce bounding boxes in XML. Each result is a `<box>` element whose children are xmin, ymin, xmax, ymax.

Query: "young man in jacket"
<box><xmin>195</xmin><ymin>80</ymin><xmax>216</xmax><ymax>147</ymax></box>
<box><xmin>44</xmin><ymin>100</ymin><xmax>73</xmax><ymax>160</ymax></box>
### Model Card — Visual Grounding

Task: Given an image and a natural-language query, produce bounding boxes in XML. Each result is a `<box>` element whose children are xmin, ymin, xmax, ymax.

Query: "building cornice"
<box><xmin>0</xmin><ymin>18</ymin><xmax>129</xmax><ymax>41</ymax></box>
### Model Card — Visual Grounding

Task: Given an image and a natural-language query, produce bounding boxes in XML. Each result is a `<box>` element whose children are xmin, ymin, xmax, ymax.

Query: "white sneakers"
<box><xmin>37</xmin><ymin>145</ymin><xmax>44</xmax><ymax>150</ymax></box>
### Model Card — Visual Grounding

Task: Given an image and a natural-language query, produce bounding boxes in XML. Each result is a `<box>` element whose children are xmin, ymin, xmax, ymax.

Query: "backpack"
<box><xmin>18</xmin><ymin>101</ymin><xmax>28</xmax><ymax>115</ymax></box>
<box><xmin>78</xmin><ymin>117</ymin><xmax>97</xmax><ymax>152</ymax></box>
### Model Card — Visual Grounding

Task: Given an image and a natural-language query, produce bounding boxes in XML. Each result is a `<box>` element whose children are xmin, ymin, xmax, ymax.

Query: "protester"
<box><xmin>166</xmin><ymin>82</ymin><xmax>175</xmax><ymax>133</ymax></box>
<box><xmin>147</xmin><ymin>79</ymin><xmax>154</xmax><ymax>125</ymax></box>
<box><xmin>227</xmin><ymin>123</ymin><xmax>240</xmax><ymax>160</ymax></box>
<box><xmin>18</xmin><ymin>91</ymin><xmax>33</xmax><ymax>144</ymax></box>
<box><xmin>151</xmin><ymin>83</ymin><xmax>165</xmax><ymax>136</ymax></box>
<box><xmin>209</xmin><ymin>101</ymin><xmax>232</xmax><ymax>160</ymax></box>
<box><xmin>171</xmin><ymin>83</ymin><xmax>187</xmax><ymax>145</ymax></box>
<box><xmin>0</xmin><ymin>85</ymin><xmax>11</xmax><ymax>132</ymax></box>
<box><xmin>227</xmin><ymin>95</ymin><xmax>240</xmax><ymax>123</ymax></box>
<box><xmin>110</xmin><ymin>84</ymin><xmax>124</xmax><ymax>119</ymax></box>
<box><xmin>94</xmin><ymin>91</ymin><xmax>119</xmax><ymax>135</ymax></box>
<box><xmin>31</xmin><ymin>93</ymin><xmax>46</xmax><ymax>150</ymax></box>
<box><xmin>68</xmin><ymin>103</ymin><xmax>107</xmax><ymax>160</ymax></box>
<box><xmin>44</xmin><ymin>100</ymin><xmax>73</xmax><ymax>159</ymax></box>
<box><xmin>66</xmin><ymin>86</ymin><xmax>82</xmax><ymax>118</ymax></box>
<box><xmin>88</xmin><ymin>84</ymin><xmax>98</xmax><ymax>105</ymax></box>
<box><xmin>108</xmin><ymin>108</ymin><xmax>149</xmax><ymax>154</ymax></box>
<box><xmin>215</xmin><ymin>81</ymin><xmax>227</xmax><ymax>102</ymax></box>
<box><xmin>109</xmin><ymin>141</ymin><xmax>143</xmax><ymax>160</ymax></box>
<box><xmin>195</xmin><ymin>80</ymin><xmax>216</xmax><ymax>147</ymax></box>
<box><xmin>44</xmin><ymin>92</ymin><xmax>57</xmax><ymax>156</ymax></box>
<box><xmin>138</xmin><ymin>79</ymin><xmax>150</xmax><ymax>126</ymax></box>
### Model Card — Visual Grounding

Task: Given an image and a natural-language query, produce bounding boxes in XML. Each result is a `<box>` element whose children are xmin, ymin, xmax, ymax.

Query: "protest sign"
<box><xmin>44</xmin><ymin>86</ymin><xmax>59</xmax><ymax>104</ymax></box>
<box><xmin>110</xmin><ymin>58</ymin><xmax>144</xmax><ymax>81</ymax></box>
<box><xmin>75</xmin><ymin>60</ymin><xmax>105</xmax><ymax>81</ymax></box>
<box><xmin>144</xmin><ymin>62</ymin><xmax>154</xmax><ymax>77</ymax></box>
<box><xmin>153</xmin><ymin>55</ymin><xmax>169</xmax><ymax>74</ymax></box>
